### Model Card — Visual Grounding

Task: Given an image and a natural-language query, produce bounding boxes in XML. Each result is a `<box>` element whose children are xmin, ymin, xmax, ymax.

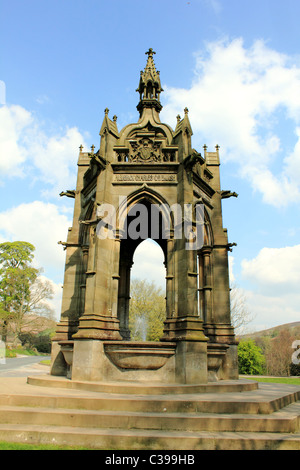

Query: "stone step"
<box><xmin>0</xmin><ymin>385</ymin><xmax>299</xmax><ymax>415</ymax></box>
<box><xmin>1</xmin><ymin>378</ymin><xmax>300</xmax><ymax>450</ymax></box>
<box><xmin>27</xmin><ymin>375</ymin><xmax>259</xmax><ymax>395</ymax></box>
<box><xmin>0</xmin><ymin>423</ymin><xmax>299</xmax><ymax>450</ymax></box>
<box><xmin>0</xmin><ymin>403</ymin><xmax>299</xmax><ymax>433</ymax></box>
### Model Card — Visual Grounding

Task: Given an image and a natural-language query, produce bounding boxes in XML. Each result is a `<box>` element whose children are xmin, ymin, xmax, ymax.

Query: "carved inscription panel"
<box><xmin>112</xmin><ymin>173</ymin><xmax>177</xmax><ymax>183</ymax></box>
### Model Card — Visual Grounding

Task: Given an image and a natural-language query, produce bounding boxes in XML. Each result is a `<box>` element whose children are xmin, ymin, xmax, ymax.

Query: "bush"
<box><xmin>238</xmin><ymin>339</ymin><xmax>265</xmax><ymax>375</ymax></box>
<box><xmin>36</xmin><ymin>341</ymin><xmax>51</xmax><ymax>354</ymax></box>
<box><xmin>19</xmin><ymin>331</ymin><xmax>52</xmax><ymax>354</ymax></box>
<box><xmin>290</xmin><ymin>362</ymin><xmax>300</xmax><ymax>376</ymax></box>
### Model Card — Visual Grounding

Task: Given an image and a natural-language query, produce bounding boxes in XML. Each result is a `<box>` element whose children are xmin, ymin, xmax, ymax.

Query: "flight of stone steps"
<box><xmin>0</xmin><ymin>376</ymin><xmax>299</xmax><ymax>450</ymax></box>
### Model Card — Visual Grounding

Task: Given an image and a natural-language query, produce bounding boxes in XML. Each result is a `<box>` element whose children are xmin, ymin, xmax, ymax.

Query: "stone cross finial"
<box><xmin>104</xmin><ymin>108</ymin><xmax>109</xmax><ymax>115</ymax></box>
<box><xmin>184</xmin><ymin>107</ymin><xmax>189</xmax><ymax>115</ymax></box>
<box><xmin>145</xmin><ymin>48</ymin><xmax>156</xmax><ymax>58</ymax></box>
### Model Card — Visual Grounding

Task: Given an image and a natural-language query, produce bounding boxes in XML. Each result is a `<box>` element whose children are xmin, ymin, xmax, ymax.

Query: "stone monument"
<box><xmin>51</xmin><ymin>49</ymin><xmax>238</xmax><ymax>384</ymax></box>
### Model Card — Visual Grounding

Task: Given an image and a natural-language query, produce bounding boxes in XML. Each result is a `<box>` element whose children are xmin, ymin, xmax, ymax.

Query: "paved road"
<box><xmin>0</xmin><ymin>355</ymin><xmax>50</xmax><ymax>377</ymax></box>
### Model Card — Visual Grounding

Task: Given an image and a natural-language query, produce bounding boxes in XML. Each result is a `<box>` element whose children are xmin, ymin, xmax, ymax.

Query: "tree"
<box><xmin>230</xmin><ymin>284</ymin><xmax>254</xmax><ymax>335</ymax></box>
<box><xmin>129</xmin><ymin>279</ymin><xmax>165</xmax><ymax>341</ymax></box>
<box><xmin>264</xmin><ymin>329</ymin><xmax>296</xmax><ymax>376</ymax></box>
<box><xmin>0</xmin><ymin>241</ymin><xmax>54</xmax><ymax>345</ymax></box>
<box><xmin>237</xmin><ymin>339</ymin><xmax>265</xmax><ymax>375</ymax></box>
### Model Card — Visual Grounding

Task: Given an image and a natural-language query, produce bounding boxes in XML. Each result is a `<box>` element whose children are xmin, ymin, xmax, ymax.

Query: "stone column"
<box><xmin>117</xmin><ymin>253</ymin><xmax>132</xmax><ymax>340</ymax></box>
<box><xmin>165</xmin><ymin>236</ymin><xmax>175</xmax><ymax>321</ymax></box>
<box><xmin>72</xmin><ymin>233</ymin><xmax>122</xmax><ymax>341</ymax></box>
<box><xmin>202</xmin><ymin>246</ymin><xmax>213</xmax><ymax>324</ymax></box>
<box><xmin>206</xmin><ymin>245</ymin><xmax>238</xmax><ymax>380</ymax></box>
<box><xmin>197</xmin><ymin>253</ymin><xmax>204</xmax><ymax>320</ymax></box>
<box><xmin>162</xmin><ymin>230</ymin><xmax>208</xmax><ymax>384</ymax></box>
<box><xmin>79</xmin><ymin>245</ymin><xmax>89</xmax><ymax>320</ymax></box>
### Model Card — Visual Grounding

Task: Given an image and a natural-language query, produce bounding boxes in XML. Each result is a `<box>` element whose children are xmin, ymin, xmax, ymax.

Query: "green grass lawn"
<box><xmin>0</xmin><ymin>442</ymin><xmax>90</xmax><ymax>450</ymax></box>
<box><xmin>243</xmin><ymin>376</ymin><xmax>300</xmax><ymax>385</ymax></box>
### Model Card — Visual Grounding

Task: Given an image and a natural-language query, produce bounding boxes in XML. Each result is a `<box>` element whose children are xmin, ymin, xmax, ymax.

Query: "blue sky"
<box><xmin>1</xmin><ymin>0</ymin><xmax>300</xmax><ymax>332</ymax></box>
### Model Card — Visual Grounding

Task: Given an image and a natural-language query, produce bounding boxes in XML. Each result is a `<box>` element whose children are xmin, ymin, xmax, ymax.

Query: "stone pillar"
<box><xmin>51</xmin><ymin>244</ymin><xmax>83</xmax><ymax>342</ymax></box>
<box><xmin>117</xmin><ymin>254</ymin><xmax>132</xmax><ymax>340</ymax></box>
<box><xmin>162</xmin><ymin>232</ymin><xmax>208</xmax><ymax>383</ymax></box>
<box><xmin>202</xmin><ymin>246</ymin><xmax>213</xmax><ymax>323</ymax></box>
<box><xmin>165</xmin><ymin>236</ymin><xmax>175</xmax><ymax>321</ymax></box>
<box><xmin>205</xmin><ymin>245</ymin><xmax>238</xmax><ymax>380</ymax></box>
<box><xmin>72</xmin><ymin>234</ymin><xmax>122</xmax><ymax>341</ymax></box>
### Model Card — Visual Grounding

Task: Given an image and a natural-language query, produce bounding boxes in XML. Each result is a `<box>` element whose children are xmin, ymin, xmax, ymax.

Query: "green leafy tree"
<box><xmin>0</xmin><ymin>241</ymin><xmax>54</xmax><ymax>345</ymax></box>
<box><xmin>237</xmin><ymin>338</ymin><xmax>265</xmax><ymax>375</ymax></box>
<box><xmin>129</xmin><ymin>279</ymin><xmax>165</xmax><ymax>341</ymax></box>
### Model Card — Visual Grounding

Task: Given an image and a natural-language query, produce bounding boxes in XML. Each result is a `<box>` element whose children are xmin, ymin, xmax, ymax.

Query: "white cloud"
<box><xmin>228</xmin><ymin>255</ymin><xmax>235</xmax><ymax>284</ymax></box>
<box><xmin>0</xmin><ymin>104</ymin><xmax>89</xmax><ymax>197</ymax></box>
<box><xmin>244</xmin><ymin>290</ymin><xmax>300</xmax><ymax>332</ymax></box>
<box><xmin>28</xmin><ymin>126</ymin><xmax>88</xmax><ymax>198</ymax></box>
<box><xmin>162</xmin><ymin>38</ymin><xmax>300</xmax><ymax>207</ymax></box>
<box><xmin>242</xmin><ymin>244</ymin><xmax>300</xmax><ymax>290</ymax></box>
<box><xmin>0</xmin><ymin>105</ymin><xmax>32</xmax><ymax>176</ymax></box>
<box><xmin>0</xmin><ymin>201</ymin><xmax>71</xmax><ymax>275</ymax></box>
<box><xmin>241</xmin><ymin>244</ymin><xmax>300</xmax><ymax>331</ymax></box>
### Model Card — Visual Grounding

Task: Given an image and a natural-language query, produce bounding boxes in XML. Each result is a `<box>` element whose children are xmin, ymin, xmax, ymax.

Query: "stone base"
<box><xmin>218</xmin><ymin>343</ymin><xmax>239</xmax><ymax>380</ymax></box>
<box><xmin>51</xmin><ymin>338</ymin><xmax>209</xmax><ymax>384</ymax></box>
<box><xmin>71</xmin><ymin>340</ymin><xmax>177</xmax><ymax>383</ymax></box>
<box><xmin>50</xmin><ymin>341</ymin><xmax>68</xmax><ymax>376</ymax></box>
<box><xmin>161</xmin><ymin>315</ymin><xmax>209</xmax><ymax>342</ymax></box>
<box><xmin>175</xmin><ymin>340</ymin><xmax>207</xmax><ymax>384</ymax></box>
<box><xmin>52</xmin><ymin>319</ymin><xmax>79</xmax><ymax>342</ymax></box>
<box><xmin>72</xmin><ymin>314</ymin><xmax>122</xmax><ymax>340</ymax></box>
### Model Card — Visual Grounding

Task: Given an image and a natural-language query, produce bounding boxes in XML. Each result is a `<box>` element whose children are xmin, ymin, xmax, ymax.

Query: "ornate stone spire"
<box><xmin>136</xmin><ymin>48</ymin><xmax>163</xmax><ymax>116</ymax></box>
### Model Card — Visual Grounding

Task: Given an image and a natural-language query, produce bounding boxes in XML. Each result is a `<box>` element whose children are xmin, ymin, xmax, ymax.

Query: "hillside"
<box><xmin>241</xmin><ymin>321</ymin><xmax>300</xmax><ymax>340</ymax></box>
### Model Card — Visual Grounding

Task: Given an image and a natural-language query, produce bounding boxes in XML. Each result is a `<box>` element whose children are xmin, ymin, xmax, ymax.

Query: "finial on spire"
<box><xmin>184</xmin><ymin>107</ymin><xmax>189</xmax><ymax>115</ymax></box>
<box><xmin>145</xmin><ymin>48</ymin><xmax>156</xmax><ymax>58</ymax></box>
<box><xmin>104</xmin><ymin>108</ymin><xmax>109</xmax><ymax>115</ymax></box>
<box><xmin>136</xmin><ymin>48</ymin><xmax>163</xmax><ymax>115</ymax></box>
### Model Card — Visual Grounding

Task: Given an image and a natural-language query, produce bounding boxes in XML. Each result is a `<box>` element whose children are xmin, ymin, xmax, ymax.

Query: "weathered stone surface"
<box><xmin>51</xmin><ymin>49</ymin><xmax>238</xmax><ymax>384</ymax></box>
<box><xmin>2</xmin><ymin>378</ymin><xmax>300</xmax><ymax>450</ymax></box>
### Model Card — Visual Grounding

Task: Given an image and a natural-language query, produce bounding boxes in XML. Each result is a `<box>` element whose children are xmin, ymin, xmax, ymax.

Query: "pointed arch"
<box><xmin>129</xmin><ymin>239</ymin><xmax>166</xmax><ymax>341</ymax></box>
<box><xmin>202</xmin><ymin>208</ymin><xmax>214</xmax><ymax>247</ymax></box>
<box><xmin>117</xmin><ymin>185</ymin><xmax>175</xmax><ymax>240</ymax></box>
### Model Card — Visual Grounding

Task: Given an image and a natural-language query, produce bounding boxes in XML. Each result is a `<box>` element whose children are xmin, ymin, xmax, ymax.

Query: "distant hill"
<box><xmin>240</xmin><ymin>321</ymin><xmax>300</xmax><ymax>340</ymax></box>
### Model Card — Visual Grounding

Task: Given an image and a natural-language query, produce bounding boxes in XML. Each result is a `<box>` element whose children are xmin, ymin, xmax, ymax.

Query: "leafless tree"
<box><xmin>230</xmin><ymin>284</ymin><xmax>254</xmax><ymax>335</ymax></box>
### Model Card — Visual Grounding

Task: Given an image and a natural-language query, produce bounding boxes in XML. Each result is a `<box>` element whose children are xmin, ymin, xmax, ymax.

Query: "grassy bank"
<box><xmin>243</xmin><ymin>376</ymin><xmax>300</xmax><ymax>385</ymax></box>
<box><xmin>0</xmin><ymin>442</ymin><xmax>89</xmax><ymax>450</ymax></box>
